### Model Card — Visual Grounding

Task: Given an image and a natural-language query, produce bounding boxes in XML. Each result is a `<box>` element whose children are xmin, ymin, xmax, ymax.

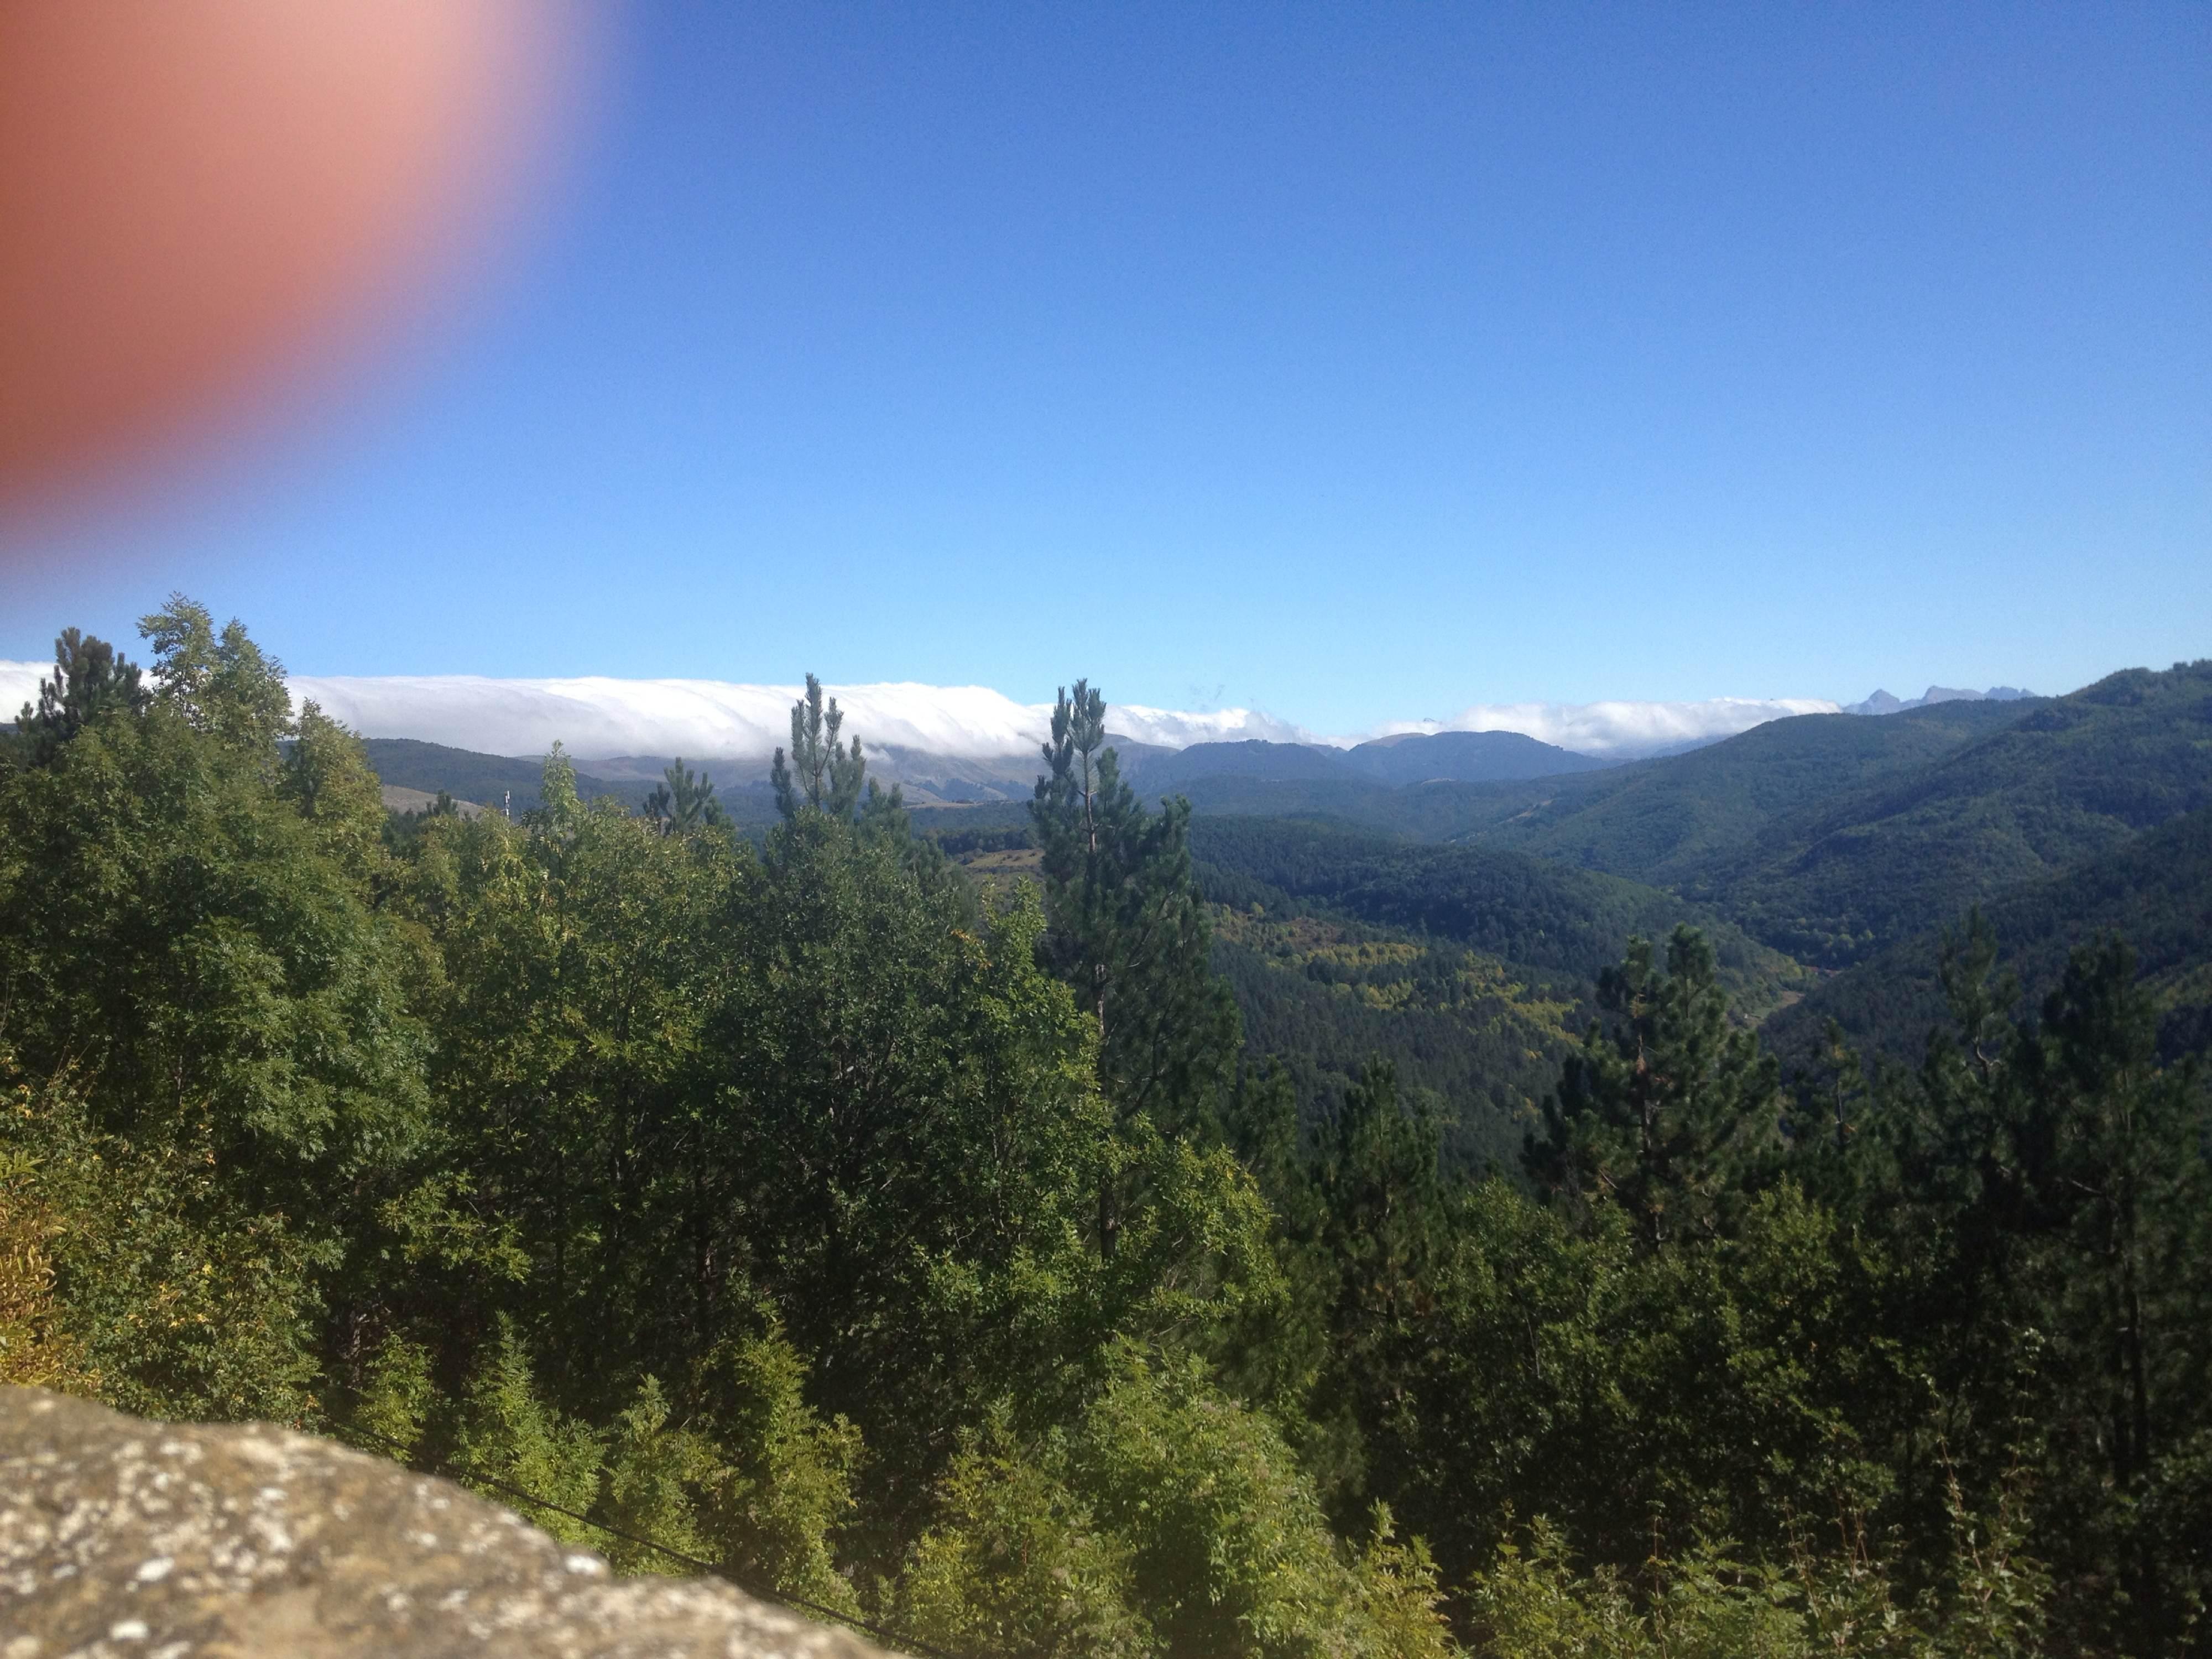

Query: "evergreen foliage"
<box><xmin>599</xmin><ymin>1374</ymin><xmax>715</xmax><ymax>1574</ymax></box>
<box><xmin>1208</xmin><ymin>910</ymin><xmax>1571</xmax><ymax>1172</ymax></box>
<box><xmin>1031</xmin><ymin>681</ymin><xmax>1240</xmax><ymax>1146</ymax></box>
<box><xmin>687</xmin><ymin>1322</ymin><xmax>862</xmax><ymax>1610</ymax></box>
<box><xmin>1530</xmin><ymin>926</ymin><xmax>1782</xmax><ymax>1246</ymax></box>
<box><xmin>644</xmin><ymin>757</ymin><xmax>729</xmax><ymax>833</ymax></box>
<box><xmin>892</xmin><ymin>1414</ymin><xmax>1154</xmax><ymax>1659</ymax></box>
<box><xmin>9</xmin><ymin>626</ymin><xmax>150</xmax><ymax>769</ymax></box>
<box><xmin>1768</xmin><ymin>800</ymin><xmax>2212</xmax><ymax>1072</ymax></box>
<box><xmin>773</xmin><ymin>673</ymin><xmax>869</xmax><ymax>821</ymax></box>
<box><xmin>1447</xmin><ymin>698</ymin><xmax>2041</xmax><ymax>886</ymax></box>
<box><xmin>1189</xmin><ymin>816</ymin><xmax>1801</xmax><ymax>1010</ymax></box>
<box><xmin>1696</xmin><ymin>661</ymin><xmax>2212</xmax><ymax>967</ymax></box>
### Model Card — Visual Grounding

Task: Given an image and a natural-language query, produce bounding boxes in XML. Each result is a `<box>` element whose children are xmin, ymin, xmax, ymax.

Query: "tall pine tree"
<box><xmin>1528</xmin><ymin>925</ymin><xmax>1781</xmax><ymax>1246</ymax></box>
<box><xmin>644</xmin><ymin>757</ymin><xmax>728</xmax><ymax>833</ymax></box>
<box><xmin>771</xmin><ymin>674</ymin><xmax>867</xmax><ymax>821</ymax></box>
<box><xmin>12</xmin><ymin>627</ymin><xmax>150</xmax><ymax>767</ymax></box>
<box><xmin>1030</xmin><ymin>681</ymin><xmax>1238</xmax><ymax>1252</ymax></box>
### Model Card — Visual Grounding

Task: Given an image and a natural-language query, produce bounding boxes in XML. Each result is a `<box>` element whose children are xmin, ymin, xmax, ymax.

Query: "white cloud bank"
<box><xmin>0</xmin><ymin>661</ymin><xmax>1835</xmax><ymax>762</ymax></box>
<box><xmin>0</xmin><ymin>661</ymin><xmax>42</xmax><ymax>718</ymax></box>
<box><xmin>1376</xmin><ymin>697</ymin><xmax>1840</xmax><ymax>759</ymax></box>
<box><xmin>280</xmin><ymin>675</ymin><xmax>1324</xmax><ymax>761</ymax></box>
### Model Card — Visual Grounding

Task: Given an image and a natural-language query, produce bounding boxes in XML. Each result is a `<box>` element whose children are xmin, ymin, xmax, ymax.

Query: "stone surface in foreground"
<box><xmin>0</xmin><ymin>1386</ymin><xmax>896</xmax><ymax>1658</ymax></box>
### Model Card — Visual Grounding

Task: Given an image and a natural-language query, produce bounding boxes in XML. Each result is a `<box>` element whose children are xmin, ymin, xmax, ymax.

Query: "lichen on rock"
<box><xmin>0</xmin><ymin>1386</ymin><xmax>899</xmax><ymax>1658</ymax></box>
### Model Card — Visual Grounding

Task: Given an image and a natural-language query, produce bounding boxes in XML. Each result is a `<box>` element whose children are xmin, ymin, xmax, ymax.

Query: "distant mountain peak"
<box><xmin>1844</xmin><ymin>685</ymin><xmax>2033</xmax><ymax>717</ymax></box>
<box><xmin>1344</xmin><ymin>728</ymin><xmax>1612</xmax><ymax>785</ymax></box>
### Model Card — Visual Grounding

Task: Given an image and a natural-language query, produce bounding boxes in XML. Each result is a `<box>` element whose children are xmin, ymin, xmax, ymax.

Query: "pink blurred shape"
<box><xmin>0</xmin><ymin>0</ymin><xmax>588</xmax><ymax>514</ymax></box>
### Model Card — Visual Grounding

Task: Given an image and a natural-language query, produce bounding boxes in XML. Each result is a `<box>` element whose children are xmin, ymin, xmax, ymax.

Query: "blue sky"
<box><xmin>4</xmin><ymin>1</ymin><xmax>2206</xmax><ymax>735</ymax></box>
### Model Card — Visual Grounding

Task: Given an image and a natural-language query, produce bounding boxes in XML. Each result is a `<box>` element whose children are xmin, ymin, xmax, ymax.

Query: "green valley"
<box><xmin>11</xmin><ymin>615</ymin><xmax>2210</xmax><ymax>1658</ymax></box>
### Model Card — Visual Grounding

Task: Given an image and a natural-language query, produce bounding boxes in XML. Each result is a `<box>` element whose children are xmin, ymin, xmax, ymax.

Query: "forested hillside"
<box><xmin>362</xmin><ymin>736</ymin><xmax>629</xmax><ymax>812</ymax></box>
<box><xmin>936</xmin><ymin>817</ymin><xmax>1746</xmax><ymax>1174</ymax></box>
<box><xmin>1120</xmin><ymin>731</ymin><xmax>1609</xmax><ymax>793</ymax></box>
<box><xmin>1191</xmin><ymin>817</ymin><xmax>1801</xmax><ymax>1010</ymax></box>
<box><xmin>7</xmin><ymin>617</ymin><xmax>2211</xmax><ymax>1657</ymax></box>
<box><xmin>1767</xmin><ymin>800</ymin><xmax>2212</xmax><ymax>1070</ymax></box>
<box><xmin>1689</xmin><ymin>661</ymin><xmax>2212</xmax><ymax>965</ymax></box>
<box><xmin>1111</xmin><ymin>698</ymin><xmax>2031</xmax><ymax>846</ymax></box>
<box><xmin>1125</xmin><ymin>738</ymin><xmax>1369</xmax><ymax>788</ymax></box>
<box><xmin>1341</xmin><ymin>728</ymin><xmax>1612</xmax><ymax>786</ymax></box>
<box><xmin>1169</xmin><ymin>665</ymin><xmax>2212</xmax><ymax>978</ymax></box>
<box><xmin>1452</xmin><ymin>697</ymin><xmax>2040</xmax><ymax>883</ymax></box>
<box><xmin>1188</xmin><ymin>817</ymin><xmax>1806</xmax><ymax>1168</ymax></box>
<box><xmin>1208</xmin><ymin>906</ymin><xmax>1579</xmax><ymax>1172</ymax></box>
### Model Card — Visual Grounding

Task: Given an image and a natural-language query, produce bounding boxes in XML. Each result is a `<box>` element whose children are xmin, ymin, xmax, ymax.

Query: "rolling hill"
<box><xmin>937</xmin><ymin>811</ymin><xmax>1808</xmax><ymax>1167</ymax></box>
<box><xmin>1452</xmin><ymin>697</ymin><xmax>2044</xmax><ymax>883</ymax></box>
<box><xmin>1765</xmin><ymin>799</ymin><xmax>2212</xmax><ymax>1071</ymax></box>
<box><xmin>1209</xmin><ymin>906</ymin><xmax>1577</xmax><ymax>1170</ymax></box>
<box><xmin>1127</xmin><ymin>739</ymin><xmax>1369</xmax><ymax>789</ymax></box>
<box><xmin>360</xmin><ymin>662</ymin><xmax>2212</xmax><ymax>1034</ymax></box>
<box><xmin>1679</xmin><ymin>661</ymin><xmax>2212</xmax><ymax>966</ymax></box>
<box><xmin>1187</xmin><ymin>815</ymin><xmax>1807</xmax><ymax>1166</ymax></box>
<box><xmin>1343</xmin><ymin>728</ymin><xmax>1615</xmax><ymax>785</ymax></box>
<box><xmin>1124</xmin><ymin>700</ymin><xmax>2038</xmax><ymax>852</ymax></box>
<box><xmin>361</xmin><ymin>739</ymin><xmax>631</xmax><ymax>813</ymax></box>
<box><xmin>1190</xmin><ymin>815</ymin><xmax>1804</xmax><ymax>1013</ymax></box>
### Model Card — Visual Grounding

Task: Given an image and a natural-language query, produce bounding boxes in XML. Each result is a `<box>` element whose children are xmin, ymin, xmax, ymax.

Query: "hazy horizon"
<box><xmin>0</xmin><ymin>652</ymin><xmax>2052</xmax><ymax>761</ymax></box>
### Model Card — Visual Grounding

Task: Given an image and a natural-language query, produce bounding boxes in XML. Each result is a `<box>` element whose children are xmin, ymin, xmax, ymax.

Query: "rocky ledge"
<box><xmin>0</xmin><ymin>1386</ymin><xmax>896</xmax><ymax>1659</ymax></box>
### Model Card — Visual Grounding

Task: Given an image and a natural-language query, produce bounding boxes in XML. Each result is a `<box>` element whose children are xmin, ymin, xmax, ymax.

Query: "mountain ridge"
<box><xmin>1843</xmin><ymin>684</ymin><xmax>2034</xmax><ymax>716</ymax></box>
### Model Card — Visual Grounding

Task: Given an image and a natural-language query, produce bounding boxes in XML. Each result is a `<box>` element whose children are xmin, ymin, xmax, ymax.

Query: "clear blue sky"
<box><xmin>6</xmin><ymin>1</ymin><xmax>2206</xmax><ymax>733</ymax></box>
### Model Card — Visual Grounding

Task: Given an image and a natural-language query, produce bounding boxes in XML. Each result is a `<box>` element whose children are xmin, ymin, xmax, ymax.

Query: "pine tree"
<box><xmin>452</xmin><ymin>1319</ymin><xmax>604</xmax><ymax>1546</ymax></box>
<box><xmin>1528</xmin><ymin>925</ymin><xmax>1780</xmax><ymax>1246</ymax></box>
<box><xmin>14</xmin><ymin>627</ymin><xmax>150</xmax><ymax>766</ymax></box>
<box><xmin>771</xmin><ymin>675</ymin><xmax>867</xmax><ymax>821</ymax></box>
<box><xmin>1304</xmin><ymin>1061</ymin><xmax>1452</xmax><ymax>1522</ymax></box>
<box><xmin>1029</xmin><ymin>681</ymin><xmax>1239</xmax><ymax>1251</ymax></box>
<box><xmin>1867</xmin><ymin>916</ymin><xmax>2212</xmax><ymax>1644</ymax></box>
<box><xmin>644</xmin><ymin>757</ymin><xmax>727</xmax><ymax>833</ymax></box>
<box><xmin>1315</xmin><ymin>1062</ymin><xmax>1447</xmax><ymax>1354</ymax></box>
<box><xmin>2022</xmin><ymin>936</ymin><xmax>2210</xmax><ymax>1635</ymax></box>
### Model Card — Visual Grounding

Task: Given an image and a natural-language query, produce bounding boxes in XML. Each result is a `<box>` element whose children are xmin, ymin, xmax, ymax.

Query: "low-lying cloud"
<box><xmin>1376</xmin><ymin>697</ymin><xmax>1841</xmax><ymax>759</ymax></box>
<box><xmin>0</xmin><ymin>661</ymin><xmax>43</xmax><ymax>719</ymax></box>
<box><xmin>280</xmin><ymin>675</ymin><xmax>1325</xmax><ymax>762</ymax></box>
<box><xmin>0</xmin><ymin>661</ymin><xmax>1835</xmax><ymax>763</ymax></box>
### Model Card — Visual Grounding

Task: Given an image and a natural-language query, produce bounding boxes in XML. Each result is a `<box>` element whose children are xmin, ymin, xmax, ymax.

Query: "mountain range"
<box><xmin>363</xmin><ymin>657</ymin><xmax>2212</xmax><ymax>1123</ymax></box>
<box><xmin>363</xmin><ymin>724</ymin><xmax>1617</xmax><ymax>812</ymax></box>
<box><xmin>1840</xmin><ymin>684</ymin><xmax>2035</xmax><ymax>716</ymax></box>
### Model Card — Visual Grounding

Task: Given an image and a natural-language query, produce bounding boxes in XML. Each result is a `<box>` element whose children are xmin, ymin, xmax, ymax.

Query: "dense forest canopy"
<box><xmin>1769</xmin><ymin>800</ymin><xmax>2212</xmax><ymax>1073</ymax></box>
<box><xmin>4</xmin><ymin>606</ymin><xmax>2209</xmax><ymax>1657</ymax></box>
